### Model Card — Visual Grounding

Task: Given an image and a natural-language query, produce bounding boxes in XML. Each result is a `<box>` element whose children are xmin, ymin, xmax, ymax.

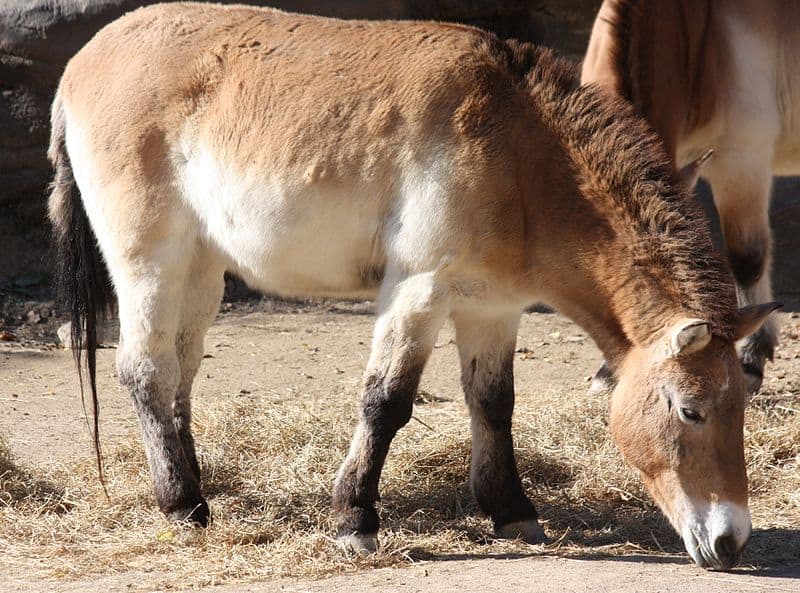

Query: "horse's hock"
<box><xmin>2</xmin><ymin>0</ymin><xmax>799</xmax><ymax>298</ymax></box>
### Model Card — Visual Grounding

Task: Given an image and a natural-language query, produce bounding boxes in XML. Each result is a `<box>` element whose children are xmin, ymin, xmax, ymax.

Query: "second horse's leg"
<box><xmin>707</xmin><ymin>153</ymin><xmax>777</xmax><ymax>393</ymax></box>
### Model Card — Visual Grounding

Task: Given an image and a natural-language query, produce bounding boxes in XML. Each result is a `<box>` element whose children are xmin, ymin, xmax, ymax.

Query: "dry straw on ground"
<box><xmin>1</xmin><ymin>338</ymin><xmax>798</xmax><ymax>589</ymax></box>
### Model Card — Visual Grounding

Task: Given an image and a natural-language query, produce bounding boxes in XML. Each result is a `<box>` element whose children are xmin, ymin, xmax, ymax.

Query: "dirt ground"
<box><xmin>4</xmin><ymin>556</ymin><xmax>800</xmax><ymax>593</ymax></box>
<box><xmin>1</xmin><ymin>301</ymin><xmax>799</xmax><ymax>592</ymax></box>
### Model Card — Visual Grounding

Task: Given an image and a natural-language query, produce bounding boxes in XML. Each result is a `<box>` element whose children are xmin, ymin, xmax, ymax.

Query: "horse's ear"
<box><xmin>671</xmin><ymin>319</ymin><xmax>711</xmax><ymax>356</ymax></box>
<box><xmin>678</xmin><ymin>149</ymin><xmax>713</xmax><ymax>191</ymax></box>
<box><xmin>662</xmin><ymin>318</ymin><xmax>711</xmax><ymax>358</ymax></box>
<box><xmin>733</xmin><ymin>303</ymin><xmax>782</xmax><ymax>341</ymax></box>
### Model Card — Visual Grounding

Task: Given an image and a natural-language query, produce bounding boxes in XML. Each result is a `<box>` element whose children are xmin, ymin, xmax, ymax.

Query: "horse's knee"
<box><xmin>464</xmin><ymin>353</ymin><xmax>515</xmax><ymax>429</ymax></box>
<box><xmin>727</xmin><ymin>244</ymin><xmax>768</xmax><ymax>289</ymax></box>
<box><xmin>117</xmin><ymin>347</ymin><xmax>180</xmax><ymax>413</ymax></box>
<box><xmin>362</xmin><ymin>371</ymin><xmax>418</xmax><ymax>435</ymax></box>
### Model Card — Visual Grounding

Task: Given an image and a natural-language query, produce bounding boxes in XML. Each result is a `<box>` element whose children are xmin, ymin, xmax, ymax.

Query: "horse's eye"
<box><xmin>679</xmin><ymin>407</ymin><xmax>705</xmax><ymax>423</ymax></box>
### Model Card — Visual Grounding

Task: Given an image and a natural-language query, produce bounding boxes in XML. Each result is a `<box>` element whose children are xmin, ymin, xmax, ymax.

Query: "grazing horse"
<box><xmin>49</xmin><ymin>3</ymin><xmax>777</xmax><ymax>570</ymax></box>
<box><xmin>581</xmin><ymin>0</ymin><xmax>799</xmax><ymax>393</ymax></box>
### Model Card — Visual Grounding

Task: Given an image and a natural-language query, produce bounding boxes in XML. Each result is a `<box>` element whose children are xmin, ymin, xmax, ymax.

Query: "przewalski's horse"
<box><xmin>581</xmin><ymin>0</ymin><xmax>798</xmax><ymax>393</ymax></box>
<box><xmin>49</xmin><ymin>3</ymin><xmax>777</xmax><ymax>570</ymax></box>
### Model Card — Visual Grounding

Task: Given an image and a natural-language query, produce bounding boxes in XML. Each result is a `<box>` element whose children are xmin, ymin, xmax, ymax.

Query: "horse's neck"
<box><xmin>512</xmin><ymin>75</ymin><xmax>733</xmax><ymax>367</ymax></box>
<box><xmin>532</xmin><ymin>207</ymin><xmax>690</xmax><ymax>369</ymax></box>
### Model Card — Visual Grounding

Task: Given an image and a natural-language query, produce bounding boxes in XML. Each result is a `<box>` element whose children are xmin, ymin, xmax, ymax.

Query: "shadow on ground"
<box><xmin>0</xmin><ymin>443</ymin><xmax>72</xmax><ymax>513</ymax></box>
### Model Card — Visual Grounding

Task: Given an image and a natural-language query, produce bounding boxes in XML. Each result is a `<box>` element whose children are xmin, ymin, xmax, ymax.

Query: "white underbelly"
<box><xmin>180</xmin><ymin>149</ymin><xmax>389</xmax><ymax>297</ymax></box>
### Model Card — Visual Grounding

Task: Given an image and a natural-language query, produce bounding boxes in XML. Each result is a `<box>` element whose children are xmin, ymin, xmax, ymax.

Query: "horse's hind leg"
<box><xmin>706</xmin><ymin>153</ymin><xmax>777</xmax><ymax>393</ymax></box>
<box><xmin>452</xmin><ymin>308</ymin><xmax>547</xmax><ymax>543</ymax></box>
<box><xmin>115</xmin><ymin>236</ymin><xmax>210</xmax><ymax>525</ymax></box>
<box><xmin>333</xmin><ymin>271</ymin><xmax>450</xmax><ymax>551</ymax></box>
<box><xmin>174</xmin><ymin>246</ymin><xmax>226</xmax><ymax>483</ymax></box>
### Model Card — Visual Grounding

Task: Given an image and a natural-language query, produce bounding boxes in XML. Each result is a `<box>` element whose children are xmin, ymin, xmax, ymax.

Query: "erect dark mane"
<box><xmin>521</xmin><ymin>47</ymin><xmax>738</xmax><ymax>341</ymax></box>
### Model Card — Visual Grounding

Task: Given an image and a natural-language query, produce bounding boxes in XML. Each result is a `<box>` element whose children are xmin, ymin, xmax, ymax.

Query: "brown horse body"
<box><xmin>582</xmin><ymin>0</ymin><xmax>799</xmax><ymax>392</ymax></box>
<box><xmin>49</xmin><ymin>3</ymin><xmax>775</xmax><ymax>569</ymax></box>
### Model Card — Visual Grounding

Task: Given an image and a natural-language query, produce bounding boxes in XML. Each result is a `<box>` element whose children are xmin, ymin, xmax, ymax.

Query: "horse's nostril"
<box><xmin>713</xmin><ymin>533</ymin><xmax>739</xmax><ymax>568</ymax></box>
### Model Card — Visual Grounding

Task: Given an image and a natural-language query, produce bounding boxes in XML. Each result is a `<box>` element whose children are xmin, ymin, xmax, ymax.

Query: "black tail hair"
<box><xmin>48</xmin><ymin>95</ymin><xmax>115</xmax><ymax>491</ymax></box>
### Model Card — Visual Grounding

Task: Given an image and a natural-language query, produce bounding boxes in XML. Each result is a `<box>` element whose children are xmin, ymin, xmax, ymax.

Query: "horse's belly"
<box><xmin>232</xmin><ymin>210</ymin><xmax>385</xmax><ymax>298</ymax></box>
<box><xmin>181</xmin><ymin>154</ymin><xmax>388</xmax><ymax>297</ymax></box>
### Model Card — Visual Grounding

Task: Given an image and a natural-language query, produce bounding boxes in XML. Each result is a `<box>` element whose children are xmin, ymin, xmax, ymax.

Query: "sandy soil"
<box><xmin>4</xmin><ymin>556</ymin><xmax>800</xmax><ymax>593</ymax></box>
<box><xmin>1</xmin><ymin>303</ymin><xmax>798</xmax><ymax>592</ymax></box>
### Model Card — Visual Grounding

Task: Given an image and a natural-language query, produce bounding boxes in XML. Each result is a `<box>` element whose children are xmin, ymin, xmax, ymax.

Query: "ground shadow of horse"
<box><xmin>200</xmin><ymin>445</ymin><xmax>800</xmax><ymax>571</ymax></box>
<box><xmin>0</xmin><ymin>442</ymin><xmax>72</xmax><ymax>513</ymax></box>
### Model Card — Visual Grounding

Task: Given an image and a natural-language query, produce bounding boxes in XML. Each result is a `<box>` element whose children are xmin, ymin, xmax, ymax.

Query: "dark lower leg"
<box><xmin>173</xmin><ymin>397</ymin><xmax>201</xmax><ymax>483</ymax></box>
<box><xmin>467</xmin><ymin>353</ymin><xmax>538</xmax><ymax>531</ymax></box>
<box><xmin>589</xmin><ymin>361</ymin><xmax>617</xmax><ymax>395</ymax></box>
<box><xmin>471</xmin><ymin>424</ymin><xmax>538</xmax><ymax>530</ymax></box>
<box><xmin>727</xmin><ymin>241</ymin><xmax>776</xmax><ymax>391</ymax></box>
<box><xmin>174</xmin><ymin>342</ymin><xmax>202</xmax><ymax>485</ymax></box>
<box><xmin>739</xmin><ymin>324</ymin><xmax>776</xmax><ymax>392</ymax></box>
<box><xmin>122</xmin><ymin>353</ymin><xmax>208</xmax><ymax>526</ymax></box>
<box><xmin>333</xmin><ymin>372</ymin><xmax>419</xmax><ymax>539</ymax></box>
<box><xmin>135</xmin><ymin>399</ymin><xmax>208</xmax><ymax>524</ymax></box>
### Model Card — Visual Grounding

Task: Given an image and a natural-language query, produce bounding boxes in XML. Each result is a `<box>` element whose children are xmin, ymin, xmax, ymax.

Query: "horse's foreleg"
<box><xmin>453</xmin><ymin>309</ymin><xmax>546</xmax><ymax>543</ymax></box>
<box><xmin>333</xmin><ymin>272</ymin><xmax>450</xmax><ymax>551</ymax></box>
<box><xmin>707</xmin><ymin>154</ymin><xmax>777</xmax><ymax>393</ymax></box>
<box><xmin>115</xmin><ymin>246</ymin><xmax>208</xmax><ymax>525</ymax></box>
<box><xmin>174</xmin><ymin>249</ymin><xmax>226</xmax><ymax>483</ymax></box>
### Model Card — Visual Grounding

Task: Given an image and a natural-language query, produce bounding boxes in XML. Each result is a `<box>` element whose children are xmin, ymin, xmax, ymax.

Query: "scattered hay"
<box><xmin>1</xmin><ymin>346</ymin><xmax>798</xmax><ymax>589</ymax></box>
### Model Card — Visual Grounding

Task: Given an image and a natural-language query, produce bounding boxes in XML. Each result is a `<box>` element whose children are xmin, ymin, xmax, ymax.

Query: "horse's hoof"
<box><xmin>496</xmin><ymin>519</ymin><xmax>549</xmax><ymax>544</ymax></box>
<box><xmin>744</xmin><ymin>370</ymin><xmax>763</xmax><ymax>395</ymax></box>
<box><xmin>168</xmin><ymin>499</ymin><xmax>210</xmax><ymax>527</ymax></box>
<box><xmin>588</xmin><ymin>363</ymin><xmax>616</xmax><ymax>396</ymax></box>
<box><xmin>742</xmin><ymin>363</ymin><xmax>764</xmax><ymax>395</ymax></box>
<box><xmin>336</xmin><ymin>531</ymin><xmax>378</xmax><ymax>553</ymax></box>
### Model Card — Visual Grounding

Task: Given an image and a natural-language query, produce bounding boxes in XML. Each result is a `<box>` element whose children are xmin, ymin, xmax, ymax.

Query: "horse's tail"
<box><xmin>48</xmin><ymin>91</ymin><xmax>114</xmax><ymax>490</ymax></box>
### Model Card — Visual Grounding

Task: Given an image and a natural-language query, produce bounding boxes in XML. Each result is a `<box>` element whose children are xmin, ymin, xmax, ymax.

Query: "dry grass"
<box><xmin>1</xmin><ymin>354</ymin><xmax>798</xmax><ymax>589</ymax></box>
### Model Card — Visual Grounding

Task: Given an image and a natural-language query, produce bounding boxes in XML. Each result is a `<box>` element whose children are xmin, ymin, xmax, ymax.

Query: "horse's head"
<box><xmin>609</xmin><ymin>303</ymin><xmax>779</xmax><ymax>569</ymax></box>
